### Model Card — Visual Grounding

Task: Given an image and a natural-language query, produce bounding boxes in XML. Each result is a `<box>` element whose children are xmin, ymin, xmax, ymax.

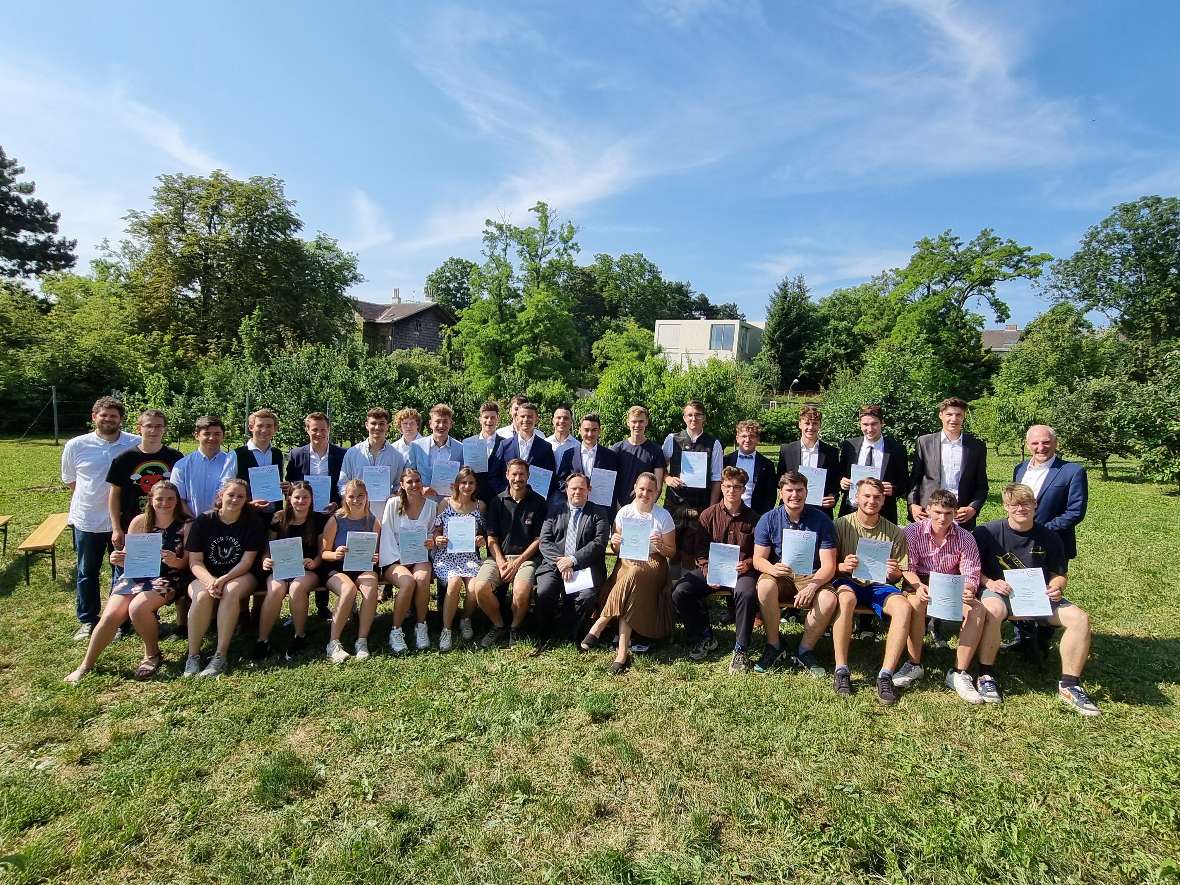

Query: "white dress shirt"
<box><xmin>1023</xmin><ymin>461</ymin><xmax>1052</xmax><ymax>499</ymax></box>
<box><xmin>939</xmin><ymin>432</ymin><xmax>964</xmax><ymax>497</ymax></box>
<box><xmin>61</xmin><ymin>431</ymin><xmax>141</xmax><ymax>532</ymax></box>
<box><xmin>308</xmin><ymin>444</ymin><xmax>331</xmax><ymax>475</ymax></box>
<box><xmin>580</xmin><ymin>444</ymin><xmax>597</xmax><ymax>476</ymax></box>
<box><xmin>799</xmin><ymin>440</ymin><xmax>821</xmax><ymax>469</ymax></box>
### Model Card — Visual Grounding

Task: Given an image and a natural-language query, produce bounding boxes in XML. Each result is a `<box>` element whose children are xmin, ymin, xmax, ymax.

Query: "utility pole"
<box><xmin>51</xmin><ymin>386</ymin><xmax>60</xmax><ymax>445</ymax></box>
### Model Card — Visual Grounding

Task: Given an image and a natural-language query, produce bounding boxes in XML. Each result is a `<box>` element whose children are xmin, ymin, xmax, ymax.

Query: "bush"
<box><xmin>820</xmin><ymin>342</ymin><xmax>944</xmax><ymax>444</ymax></box>
<box><xmin>757</xmin><ymin>404</ymin><xmax>802</xmax><ymax>446</ymax></box>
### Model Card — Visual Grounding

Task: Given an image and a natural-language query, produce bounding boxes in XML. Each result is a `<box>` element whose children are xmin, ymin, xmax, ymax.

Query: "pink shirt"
<box><xmin>903</xmin><ymin>520</ymin><xmax>981</xmax><ymax>585</ymax></box>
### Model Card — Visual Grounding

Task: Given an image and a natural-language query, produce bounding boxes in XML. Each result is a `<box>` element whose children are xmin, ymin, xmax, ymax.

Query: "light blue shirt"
<box><xmin>340</xmin><ymin>439</ymin><xmax>405</xmax><ymax>518</ymax></box>
<box><xmin>172</xmin><ymin>448</ymin><xmax>231</xmax><ymax>517</ymax></box>
<box><xmin>408</xmin><ymin>435</ymin><xmax>464</xmax><ymax>488</ymax></box>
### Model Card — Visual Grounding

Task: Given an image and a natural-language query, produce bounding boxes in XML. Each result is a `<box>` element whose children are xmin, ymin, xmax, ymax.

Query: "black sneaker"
<box><xmin>833</xmin><ymin>669</ymin><xmax>853</xmax><ymax>696</ymax></box>
<box><xmin>753</xmin><ymin>644</ymin><xmax>783</xmax><ymax>673</ymax></box>
<box><xmin>688</xmin><ymin>635</ymin><xmax>719</xmax><ymax>662</ymax></box>
<box><xmin>790</xmin><ymin>648</ymin><xmax>826</xmax><ymax>678</ymax></box>
<box><xmin>285</xmin><ymin>635</ymin><xmax>306</xmax><ymax>661</ymax></box>
<box><xmin>317</xmin><ymin>607</ymin><xmax>333</xmax><ymax>621</ymax></box>
<box><xmin>728</xmin><ymin>650</ymin><xmax>751</xmax><ymax>674</ymax></box>
<box><xmin>876</xmin><ymin>673</ymin><xmax>899</xmax><ymax>706</ymax></box>
<box><xmin>251</xmin><ymin>640</ymin><xmax>272</xmax><ymax>662</ymax></box>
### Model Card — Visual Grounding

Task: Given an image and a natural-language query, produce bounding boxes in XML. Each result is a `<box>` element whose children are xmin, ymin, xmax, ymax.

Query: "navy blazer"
<box><xmin>489</xmin><ymin>433</ymin><xmax>557</xmax><ymax>496</ymax></box>
<box><xmin>556</xmin><ymin>444</ymin><xmax>620</xmax><ymax>503</ymax></box>
<box><xmin>1014</xmin><ymin>456</ymin><xmax>1088</xmax><ymax>559</ymax></box>
<box><xmin>837</xmin><ymin>435</ymin><xmax>910</xmax><ymax>524</ymax></box>
<box><xmin>286</xmin><ymin>443</ymin><xmax>347</xmax><ymax>505</ymax></box>
<box><xmin>724</xmin><ymin>450</ymin><xmax>779</xmax><ymax>515</ymax></box>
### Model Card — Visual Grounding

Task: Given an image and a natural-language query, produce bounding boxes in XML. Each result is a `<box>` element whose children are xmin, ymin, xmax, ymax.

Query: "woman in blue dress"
<box><xmin>431</xmin><ymin>466</ymin><xmax>487</xmax><ymax>651</ymax></box>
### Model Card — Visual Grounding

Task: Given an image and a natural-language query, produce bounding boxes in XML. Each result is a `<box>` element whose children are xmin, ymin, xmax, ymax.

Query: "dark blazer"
<box><xmin>556</xmin><ymin>444</ymin><xmax>620</xmax><ymax>503</ymax></box>
<box><xmin>724</xmin><ymin>450</ymin><xmax>778</xmax><ymax>515</ymax></box>
<box><xmin>536</xmin><ymin>501</ymin><xmax>610</xmax><ymax>587</ymax></box>
<box><xmin>1013</xmin><ymin>456</ymin><xmax>1088</xmax><ymax>559</ymax></box>
<box><xmin>776</xmin><ymin>439</ymin><xmax>842</xmax><ymax>513</ymax></box>
<box><xmin>285</xmin><ymin>443</ymin><xmax>347</xmax><ymax>505</ymax></box>
<box><xmin>469</xmin><ymin>436</ymin><xmax>503</xmax><ymax>507</ymax></box>
<box><xmin>908</xmin><ymin>432</ymin><xmax>988</xmax><ymax>528</ymax></box>
<box><xmin>837</xmin><ymin>435</ymin><xmax>909</xmax><ymax>524</ymax></box>
<box><xmin>489</xmin><ymin>434</ymin><xmax>557</xmax><ymax>496</ymax></box>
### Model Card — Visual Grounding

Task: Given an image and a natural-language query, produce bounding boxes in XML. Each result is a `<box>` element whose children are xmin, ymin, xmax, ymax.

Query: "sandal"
<box><xmin>609</xmin><ymin>655</ymin><xmax>632</xmax><ymax>676</ymax></box>
<box><xmin>579</xmin><ymin>632</ymin><xmax>601</xmax><ymax>652</ymax></box>
<box><xmin>134</xmin><ymin>654</ymin><xmax>163</xmax><ymax>681</ymax></box>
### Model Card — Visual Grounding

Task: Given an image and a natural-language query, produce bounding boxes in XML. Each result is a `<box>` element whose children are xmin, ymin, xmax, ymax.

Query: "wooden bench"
<box><xmin>705</xmin><ymin>587</ymin><xmax>876</xmax><ymax>617</ymax></box>
<box><xmin>16</xmin><ymin>513</ymin><xmax>71</xmax><ymax>583</ymax></box>
<box><xmin>0</xmin><ymin>515</ymin><xmax>10</xmax><ymax>556</ymax></box>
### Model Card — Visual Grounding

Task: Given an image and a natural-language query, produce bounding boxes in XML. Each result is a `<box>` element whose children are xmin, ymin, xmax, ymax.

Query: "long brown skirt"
<box><xmin>598</xmin><ymin>556</ymin><xmax>673</xmax><ymax>639</ymax></box>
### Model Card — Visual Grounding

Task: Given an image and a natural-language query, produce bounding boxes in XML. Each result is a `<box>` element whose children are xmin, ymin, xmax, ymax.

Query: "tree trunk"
<box><xmin>1101</xmin><ymin>458</ymin><xmax>1109</xmax><ymax>480</ymax></box>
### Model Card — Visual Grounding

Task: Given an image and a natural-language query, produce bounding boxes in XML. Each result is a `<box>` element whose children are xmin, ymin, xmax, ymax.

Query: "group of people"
<box><xmin>58</xmin><ymin>392</ymin><xmax>1097</xmax><ymax>715</ymax></box>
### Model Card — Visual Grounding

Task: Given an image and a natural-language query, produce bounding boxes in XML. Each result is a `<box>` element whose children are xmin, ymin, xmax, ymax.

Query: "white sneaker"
<box><xmin>946</xmin><ymin>669</ymin><xmax>984</xmax><ymax>704</ymax></box>
<box><xmin>414</xmin><ymin>622</ymin><xmax>430</xmax><ymax>651</ymax></box>
<box><xmin>459</xmin><ymin>618</ymin><xmax>474</xmax><ymax>641</ymax></box>
<box><xmin>439</xmin><ymin>627</ymin><xmax>453</xmax><ymax>652</ymax></box>
<box><xmin>892</xmin><ymin>661</ymin><xmax>925</xmax><ymax>688</ymax></box>
<box><xmin>182</xmin><ymin>654</ymin><xmax>202</xmax><ymax>677</ymax></box>
<box><xmin>198</xmin><ymin>653</ymin><xmax>227</xmax><ymax>678</ymax></box>
<box><xmin>389</xmin><ymin>627</ymin><xmax>408</xmax><ymax>654</ymax></box>
<box><xmin>72</xmin><ymin>623</ymin><xmax>93</xmax><ymax>642</ymax></box>
<box><xmin>326</xmin><ymin>639</ymin><xmax>351</xmax><ymax>664</ymax></box>
<box><xmin>354</xmin><ymin>638</ymin><xmax>370</xmax><ymax>661</ymax></box>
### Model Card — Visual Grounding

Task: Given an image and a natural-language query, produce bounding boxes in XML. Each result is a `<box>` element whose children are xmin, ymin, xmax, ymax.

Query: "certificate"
<box><xmin>852</xmin><ymin>538</ymin><xmax>892</xmax><ymax>583</ymax></box>
<box><xmin>619</xmin><ymin>517</ymin><xmax>650</xmax><ymax>562</ymax></box>
<box><xmin>431</xmin><ymin>459</ymin><xmax>460</xmax><ymax>497</ymax></box>
<box><xmin>462</xmin><ymin>436</ymin><xmax>489</xmax><ymax>473</ymax></box>
<box><xmin>680</xmin><ymin>451</ymin><xmax>708</xmax><ymax>489</ymax></box>
<box><xmin>248</xmin><ymin>465</ymin><xmax>284</xmax><ymax>502</ymax></box>
<box><xmin>588</xmin><ymin>468</ymin><xmax>617</xmax><ymax>508</ymax></box>
<box><xmin>781</xmin><ymin>529</ymin><xmax>817</xmax><ymax>576</ymax></box>
<box><xmin>798</xmin><ymin>466</ymin><xmax>828</xmax><ymax>506</ymax></box>
<box><xmin>1004</xmin><ymin>568</ymin><xmax>1053</xmax><ymax>618</ymax></box>
<box><xmin>707</xmin><ymin>542</ymin><xmax>740</xmax><ymax>589</ymax></box>
<box><xmin>563</xmin><ymin>568</ymin><xmax>595</xmax><ymax>595</ymax></box>
<box><xmin>927</xmin><ymin>572</ymin><xmax>966</xmax><ymax>622</ymax></box>
<box><xmin>269</xmin><ymin>536</ymin><xmax>307</xmax><ymax>581</ymax></box>
<box><xmin>399</xmin><ymin>524</ymin><xmax>428</xmax><ymax>564</ymax></box>
<box><xmin>122</xmin><ymin>532</ymin><xmax>163</xmax><ymax>579</ymax></box>
<box><xmin>306</xmin><ymin>474</ymin><xmax>332</xmax><ymax>511</ymax></box>
<box><xmin>528</xmin><ymin>466</ymin><xmax>554</xmax><ymax>500</ymax></box>
<box><xmin>446</xmin><ymin>514</ymin><xmax>477</xmax><ymax>554</ymax></box>
<box><xmin>361</xmin><ymin>465</ymin><xmax>391</xmax><ymax>502</ymax></box>
<box><xmin>848</xmin><ymin>463</ymin><xmax>883</xmax><ymax>505</ymax></box>
<box><xmin>342</xmin><ymin>531</ymin><xmax>378</xmax><ymax>572</ymax></box>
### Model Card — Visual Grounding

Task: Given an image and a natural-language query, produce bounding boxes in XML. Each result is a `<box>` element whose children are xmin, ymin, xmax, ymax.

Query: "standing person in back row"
<box><xmin>106</xmin><ymin>409</ymin><xmax>183</xmax><ymax>554</ymax></box>
<box><xmin>285</xmin><ymin>411</ymin><xmax>346</xmax><ymax>621</ymax></box>
<box><xmin>725</xmin><ymin>420</ymin><xmax>778</xmax><ymax>516</ymax></box>
<box><xmin>489</xmin><ymin>402</ymin><xmax>555</xmax><ymax>496</ymax></box>
<box><xmin>339</xmin><ymin>407</ymin><xmax>405</xmax><ymax>520</ymax></box>
<box><xmin>908</xmin><ymin>397</ymin><xmax>988</xmax><ymax>530</ymax></box>
<box><xmin>611</xmin><ymin>406</ymin><xmax>667</xmax><ymax>508</ymax></box>
<box><xmin>409</xmin><ymin>403</ymin><xmax>465</xmax><ymax>500</ymax></box>
<box><xmin>171</xmin><ymin>416</ymin><xmax>231</xmax><ymax>520</ymax></box>
<box><xmin>662</xmin><ymin>402</ymin><xmax>724</xmax><ymax>553</ymax></box>
<box><xmin>61</xmin><ymin>396</ymin><xmax>140</xmax><ymax>641</ymax></box>
<box><xmin>777</xmin><ymin>405</ymin><xmax>841</xmax><ymax>515</ymax></box>
<box><xmin>546</xmin><ymin>405</ymin><xmax>578</xmax><ymax>467</ymax></box>
<box><xmin>838</xmin><ymin>404</ymin><xmax>909</xmax><ymax>526</ymax></box>
<box><xmin>220</xmin><ymin>408</ymin><xmax>287</xmax><ymax>516</ymax></box>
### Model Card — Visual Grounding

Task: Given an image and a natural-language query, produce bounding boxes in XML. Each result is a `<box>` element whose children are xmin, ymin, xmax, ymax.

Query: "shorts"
<box><xmin>112</xmin><ymin>576</ymin><xmax>178</xmax><ymax>599</ymax></box>
<box><xmin>756</xmin><ymin>572</ymin><xmax>834</xmax><ymax>607</ymax></box>
<box><xmin>833</xmin><ymin>578</ymin><xmax>902</xmax><ymax>619</ymax></box>
<box><xmin>980</xmin><ymin>589</ymin><xmax>1071</xmax><ymax>621</ymax></box>
<box><xmin>326</xmin><ymin>568</ymin><xmax>376</xmax><ymax>585</ymax></box>
<box><xmin>474</xmin><ymin>555</ymin><xmax>538</xmax><ymax>590</ymax></box>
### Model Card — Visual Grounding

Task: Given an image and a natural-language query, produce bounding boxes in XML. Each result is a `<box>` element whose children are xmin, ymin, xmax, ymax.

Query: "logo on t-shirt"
<box><xmin>130</xmin><ymin>459</ymin><xmax>174</xmax><ymax>496</ymax></box>
<box><xmin>208</xmin><ymin>535</ymin><xmax>244</xmax><ymax>569</ymax></box>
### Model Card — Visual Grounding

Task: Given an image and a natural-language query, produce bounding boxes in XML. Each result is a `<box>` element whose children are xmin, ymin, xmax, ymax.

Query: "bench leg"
<box><xmin>51</xmin><ymin>547</ymin><xmax>57</xmax><ymax>581</ymax></box>
<box><xmin>24</xmin><ymin>552</ymin><xmax>30</xmax><ymax>585</ymax></box>
<box><xmin>2</xmin><ymin>525</ymin><xmax>7</xmax><ymax>556</ymax></box>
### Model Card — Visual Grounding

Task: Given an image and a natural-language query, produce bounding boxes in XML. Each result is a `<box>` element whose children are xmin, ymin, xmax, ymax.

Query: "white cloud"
<box><xmin>341</xmin><ymin>188</ymin><xmax>395</xmax><ymax>253</ymax></box>
<box><xmin>753</xmin><ymin>237</ymin><xmax>912</xmax><ymax>288</ymax></box>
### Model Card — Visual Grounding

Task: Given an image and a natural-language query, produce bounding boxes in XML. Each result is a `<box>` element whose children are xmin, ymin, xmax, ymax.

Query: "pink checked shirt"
<box><xmin>903</xmin><ymin>520</ymin><xmax>982</xmax><ymax>586</ymax></box>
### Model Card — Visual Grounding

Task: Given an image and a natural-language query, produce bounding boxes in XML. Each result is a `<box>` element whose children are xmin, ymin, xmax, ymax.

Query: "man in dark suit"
<box><xmin>285</xmin><ymin>411</ymin><xmax>347</xmax><ymax>512</ymax></box>
<box><xmin>1013</xmin><ymin>425</ymin><xmax>1088</xmax><ymax>560</ymax></box>
<box><xmin>776</xmin><ymin>404</ymin><xmax>841</xmax><ymax>514</ymax></box>
<box><xmin>555</xmin><ymin>413</ymin><xmax>619</xmax><ymax>511</ymax></box>
<box><xmin>489</xmin><ymin>402</ymin><xmax>556</xmax><ymax>497</ymax></box>
<box><xmin>534</xmin><ymin>472</ymin><xmax>610</xmax><ymax>645</ymax></box>
<box><xmin>908</xmin><ymin>397</ymin><xmax>988</xmax><ymax>530</ymax></box>
<box><xmin>725</xmin><ymin>419</ymin><xmax>778</xmax><ymax>516</ymax></box>
<box><xmin>838</xmin><ymin>404</ymin><xmax>909</xmax><ymax>525</ymax></box>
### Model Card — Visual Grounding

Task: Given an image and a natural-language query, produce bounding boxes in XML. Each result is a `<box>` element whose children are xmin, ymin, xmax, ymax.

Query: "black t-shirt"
<box><xmin>973</xmin><ymin>519</ymin><xmax>1067</xmax><ymax>583</ymax></box>
<box><xmin>270</xmin><ymin>510</ymin><xmax>329</xmax><ymax>560</ymax></box>
<box><xmin>106</xmin><ymin>446</ymin><xmax>184</xmax><ymax>530</ymax></box>
<box><xmin>610</xmin><ymin>439</ymin><xmax>667</xmax><ymax>507</ymax></box>
<box><xmin>487</xmin><ymin>489</ymin><xmax>548</xmax><ymax>558</ymax></box>
<box><xmin>185</xmin><ymin>511</ymin><xmax>266</xmax><ymax>577</ymax></box>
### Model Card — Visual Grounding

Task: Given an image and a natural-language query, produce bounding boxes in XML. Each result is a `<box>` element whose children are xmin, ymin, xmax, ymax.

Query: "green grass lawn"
<box><xmin>1</xmin><ymin>438</ymin><xmax>1178</xmax><ymax>884</ymax></box>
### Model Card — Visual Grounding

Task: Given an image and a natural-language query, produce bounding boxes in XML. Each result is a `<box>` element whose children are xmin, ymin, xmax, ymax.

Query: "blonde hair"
<box><xmin>626</xmin><ymin>405</ymin><xmax>649</xmax><ymax>422</ymax></box>
<box><xmin>213</xmin><ymin>478</ymin><xmax>250</xmax><ymax>513</ymax></box>
<box><xmin>1002</xmin><ymin>482</ymin><xmax>1036</xmax><ymax>506</ymax></box>
<box><xmin>336</xmin><ymin>479</ymin><xmax>370</xmax><ymax>517</ymax></box>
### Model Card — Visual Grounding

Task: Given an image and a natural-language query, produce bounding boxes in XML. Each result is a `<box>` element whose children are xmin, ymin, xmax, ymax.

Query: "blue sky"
<box><xmin>4</xmin><ymin>1</ymin><xmax>1179</xmax><ymax>325</ymax></box>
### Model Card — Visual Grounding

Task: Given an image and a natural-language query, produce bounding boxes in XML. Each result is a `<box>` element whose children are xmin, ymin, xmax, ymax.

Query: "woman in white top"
<box><xmin>581</xmin><ymin>472</ymin><xmax>676</xmax><ymax>673</ymax></box>
<box><xmin>381</xmin><ymin>468</ymin><xmax>440</xmax><ymax>653</ymax></box>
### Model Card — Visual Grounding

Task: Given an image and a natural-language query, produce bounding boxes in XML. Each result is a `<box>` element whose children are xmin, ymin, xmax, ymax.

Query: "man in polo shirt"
<box><xmin>747</xmin><ymin>471</ymin><xmax>838</xmax><ymax>676</ymax></box>
<box><xmin>61</xmin><ymin>396</ymin><xmax>140</xmax><ymax>640</ymax></box>
<box><xmin>973</xmin><ymin>483</ymin><xmax>1099</xmax><ymax>716</ymax></box>
<box><xmin>472</xmin><ymin>459</ymin><xmax>549</xmax><ymax>648</ymax></box>
<box><xmin>897</xmin><ymin>489</ymin><xmax>988</xmax><ymax>704</ymax></box>
<box><xmin>832</xmin><ymin>476</ymin><xmax>912</xmax><ymax>705</ymax></box>
<box><xmin>171</xmin><ymin>416</ymin><xmax>231</xmax><ymax>519</ymax></box>
<box><xmin>672</xmin><ymin>466</ymin><xmax>759</xmax><ymax>664</ymax></box>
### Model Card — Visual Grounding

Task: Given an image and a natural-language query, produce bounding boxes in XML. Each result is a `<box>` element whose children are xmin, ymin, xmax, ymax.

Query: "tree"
<box><xmin>1048</xmin><ymin>196</ymin><xmax>1180</xmax><ymax>347</ymax></box>
<box><xmin>802</xmin><ymin>275</ymin><xmax>900</xmax><ymax>388</ymax></box>
<box><xmin>0</xmin><ymin>146</ymin><xmax>77</xmax><ymax>277</ymax></box>
<box><xmin>1117</xmin><ymin>343</ymin><xmax>1180</xmax><ymax>492</ymax></box>
<box><xmin>755</xmin><ymin>274</ymin><xmax>817</xmax><ymax>391</ymax></box>
<box><xmin>591</xmin><ymin>319</ymin><xmax>659</xmax><ymax>375</ymax></box>
<box><xmin>1051</xmin><ymin>375</ymin><xmax>1131</xmax><ymax>480</ymax></box>
<box><xmin>110</xmin><ymin>170</ymin><xmax>361</xmax><ymax>359</ymax></box>
<box><xmin>424</xmin><ymin>256</ymin><xmax>478</xmax><ymax>314</ymax></box>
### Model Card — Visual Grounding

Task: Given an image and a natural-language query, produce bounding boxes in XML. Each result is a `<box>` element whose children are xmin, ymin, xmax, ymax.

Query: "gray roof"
<box><xmin>982</xmin><ymin>327</ymin><xmax>1022</xmax><ymax>353</ymax></box>
<box><xmin>352</xmin><ymin>300</ymin><xmax>456</xmax><ymax>325</ymax></box>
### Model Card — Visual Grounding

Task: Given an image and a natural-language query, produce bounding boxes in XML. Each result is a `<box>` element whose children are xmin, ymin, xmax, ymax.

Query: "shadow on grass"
<box><xmin>0</xmin><ymin>556</ymin><xmax>75</xmax><ymax>600</ymax></box>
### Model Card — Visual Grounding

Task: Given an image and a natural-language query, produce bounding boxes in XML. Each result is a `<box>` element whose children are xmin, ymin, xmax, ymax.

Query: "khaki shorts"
<box><xmin>756</xmin><ymin>572</ymin><xmax>833</xmax><ymax>606</ymax></box>
<box><xmin>474</xmin><ymin>555</ymin><xmax>537</xmax><ymax>589</ymax></box>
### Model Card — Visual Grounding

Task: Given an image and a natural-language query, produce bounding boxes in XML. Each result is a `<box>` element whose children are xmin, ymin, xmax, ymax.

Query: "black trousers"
<box><xmin>534</xmin><ymin>569</ymin><xmax>598</xmax><ymax>643</ymax></box>
<box><xmin>671</xmin><ymin>570</ymin><xmax>759</xmax><ymax>647</ymax></box>
<box><xmin>730</xmin><ymin>573</ymin><xmax>765</xmax><ymax>650</ymax></box>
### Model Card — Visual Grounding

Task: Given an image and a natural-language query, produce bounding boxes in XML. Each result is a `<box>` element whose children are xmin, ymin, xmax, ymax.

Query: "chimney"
<box><xmin>392</xmin><ymin>287</ymin><xmax>401</xmax><ymax>304</ymax></box>
<box><xmin>1005</xmin><ymin>323</ymin><xmax>1018</xmax><ymax>331</ymax></box>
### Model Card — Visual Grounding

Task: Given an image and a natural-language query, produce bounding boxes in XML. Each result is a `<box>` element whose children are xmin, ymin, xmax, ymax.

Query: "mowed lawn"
<box><xmin>1</xmin><ymin>438</ymin><xmax>1178</xmax><ymax>885</ymax></box>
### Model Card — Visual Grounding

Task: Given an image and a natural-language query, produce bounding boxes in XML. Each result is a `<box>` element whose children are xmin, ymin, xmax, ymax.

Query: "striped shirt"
<box><xmin>903</xmin><ymin>519</ymin><xmax>981</xmax><ymax>585</ymax></box>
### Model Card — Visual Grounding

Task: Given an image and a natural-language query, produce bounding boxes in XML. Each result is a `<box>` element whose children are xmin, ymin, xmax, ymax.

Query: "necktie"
<box><xmin>565</xmin><ymin>508</ymin><xmax>581</xmax><ymax>556</ymax></box>
<box><xmin>866</xmin><ymin>445</ymin><xmax>874</xmax><ymax>467</ymax></box>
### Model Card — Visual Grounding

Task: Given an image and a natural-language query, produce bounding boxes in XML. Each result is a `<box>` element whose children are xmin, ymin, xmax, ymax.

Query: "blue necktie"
<box><xmin>565</xmin><ymin>508</ymin><xmax>581</xmax><ymax>556</ymax></box>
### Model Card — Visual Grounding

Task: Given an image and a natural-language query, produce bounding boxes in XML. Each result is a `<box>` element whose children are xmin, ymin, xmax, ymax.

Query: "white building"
<box><xmin>654</xmin><ymin>318</ymin><xmax>764</xmax><ymax>367</ymax></box>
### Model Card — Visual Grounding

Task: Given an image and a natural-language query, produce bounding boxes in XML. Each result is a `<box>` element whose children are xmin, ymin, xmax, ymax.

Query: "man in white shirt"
<box><xmin>60</xmin><ymin>396</ymin><xmax>140</xmax><ymax>640</ymax></box>
<box><xmin>546</xmin><ymin>406</ymin><xmax>578</xmax><ymax>465</ymax></box>
<box><xmin>556</xmin><ymin>413</ymin><xmax>620</xmax><ymax>508</ymax></box>
<box><xmin>339</xmin><ymin>407</ymin><xmax>405</xmax><ymax>519</ymax></box>
<box><xmin>392</xmin><ymin>407</ymin><xmax>422</xmax><ymax>460</ymax></box>
<box><xmin>908</xmin><ymin>397</ymin><xmax>988</xmax><ymax>530</ymax></box>
<box><xmin>496</xmin><ymin>394</ymin><xmax>528</xmax><ymax>439</ymax></box>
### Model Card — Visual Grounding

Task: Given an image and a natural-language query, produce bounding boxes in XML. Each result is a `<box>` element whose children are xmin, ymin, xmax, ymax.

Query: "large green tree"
<box><xmin>754</xmin><ymin>274</ymin><xmax>817</xmax><ymax>391</ymax></box>
<box><xmin>0</xmin><ymin>146</ymin><xmax>77</xmax><ymax>278</ymax></box>
<box><xmin>424</xmin><ymin>256</ymin><xmax>478</xmax><ymax>314</ymax></box>
<box><xmin>802</xmin><ymin>275</ymin><xmax>900</xmax><ymax>387</ymax></box>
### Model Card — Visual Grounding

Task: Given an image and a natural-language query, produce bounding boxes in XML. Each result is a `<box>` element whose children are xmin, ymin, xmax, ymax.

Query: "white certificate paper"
<box><xmin>927</xmin><ymin>572</ymin><xmax>966</xmax><ymax>622</ymax></box>
<box><xmin>588</xmin><ymin>468</ymin><xmax>617</xmax><ymax>508</ymax></box>
<box><xmin>798</xmin><ymin>466</ymin><xmax>828</xmax><ymax>506</ymax></box>
<box><xmin>848</xmin><ymin>463</ymin><xmax>883</xmax><ymax>505</ymax></box>
<box><xmin>852</xmin><ymin>538</ymin><xmax>892</xmax><ymax>583</ymax></box>
<box><xmin>1005</xmin><ymin>568</ymin><xmax>1053</xmax><ymax>618</ymax></box>
<box><xmin>781</xmin><ymin>529</ymin><xmax>817</xmax><ymax>576</ymax></box>
<box><xmin>306</xmin><ymin>474</ymin><xmax>332</xmax><ymax>511</ymax></box>
<box><xmin>342</xmin><ymin>531</ymin><xmax>378</xmax><ymax>572</ymax></box>
<box><xmin>399</xmin><ymin>525</ymin><xmax>428</xmax><ymax>564</ymax></box>
<box><xmin>248</xmin><ymin>465</ymin><xmax>284</xmax><ymax>502</ymax></box>
<box><xmin>462</xmin><ymin>436</ymin><xmax>489</xmax><ymax>474</ymax></box>
<box><xmin>122</xmin><ymin>532</ymin><xmax>163</xmax><ymax>579</ymax></box>
<box><xmin>707</xmin><ymin>542</ymin><xmax>740</xmax><ymax>588</ymax></box>
<box><xmin>619</xmin><ymin>517</ymin><xmax>650</xmax><ymax>562</ymax></box>
<box><xmin>361</xmin><ymin>465</ymin><xmax>391</xmax><ymax>502</ymax></box>
<box><xmin>431</xmin><ymin>459</ymin><xmax>460</xmax><ymax>497</ymax></box>
<box><xmin>446</xmin><ymin>514</ymin><xmax>478</xmax><ymax>554</ymax></box>
<box><xmin>528</xmin><ymin>466</ymin><xmax>554</xmax><ymax>500</ymax></box>
<box><xmin>270</xmin><ymin>536</ymin><xmax>307</xmax><ymax>581</ymax></box>
<box><xmin>563</xmin><ymin>568</ymin><xmax>595</xmax><ymax>595</ymax></box>
<box><xmin>680</xmin><ymin>451</ymin><xmax>708</xmax><ymax>489</ymax></box>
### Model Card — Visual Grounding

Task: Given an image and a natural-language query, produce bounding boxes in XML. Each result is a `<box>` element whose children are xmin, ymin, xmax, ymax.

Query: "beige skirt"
<box><xmin>599</xmin><ymin>556</ymin><xmax>673</xmax><ymax>639</ymax></box>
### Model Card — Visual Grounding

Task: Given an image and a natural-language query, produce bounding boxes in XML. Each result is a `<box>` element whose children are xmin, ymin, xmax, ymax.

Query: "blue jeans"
<box><xmin>73</xmin><ymin>530</ymin><xmax>113</xmax><ymax>626</ymax></box>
